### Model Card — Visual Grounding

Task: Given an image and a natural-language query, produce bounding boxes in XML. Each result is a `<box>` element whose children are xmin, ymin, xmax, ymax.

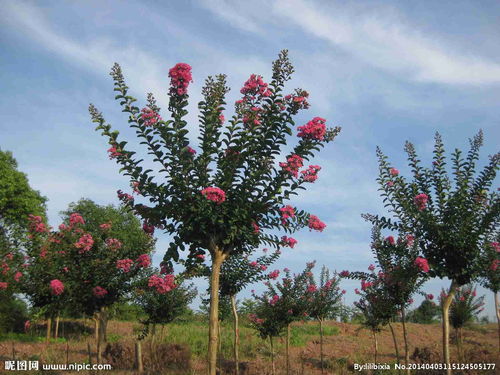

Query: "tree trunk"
<box><xmin>98</xmin><ymin>306</ymin><xmax>108</xmax><ymax>344</ymax></box>
<box><xmin>218</xmin><ymin>320</ymin><xmax>222</xmax><ymax>371</ymax></box>
<box><xmin>319</xmin><ymin>319</ymin><xmax>324</xmax><ymax>374</ymax></box>
<box><xmin>286</xmin><ymin>323</ymin><xmax>291</xmax><ymax>375</ymax></box>
<box><xmin>373</xmin><ymin>330</ymin><xmax>378</xmax><ymax>363</ymax></box>
<box><xmin>208</xmin><ymin>248</ymin><xmax>226</xmax><ymax>375</ymax></box>
<box><xmin>401</xmin><ymin>307</ymin><xmax>410</xmax><ymax>374</ymax></box>
<box><xmin>230</xmin><ymin>294</ymin><xmax>240</xmax><ymax>375</ymax></box>
<box><xmin>270</xmin><ymin>336</ymin><xmax>276</xmax><ymax>375</ymax></box>
<box><xmin>55</xmin><ymin>314</ymin><xmax>60</xmax><ymax>339</ymax></box>
<box><xmin>46</xmin><ymin>316</ymin><xmax>52</xmax><ymax>343</ymax></box>
<box><xmin>442</xmin><ymin>280</ymin><xmax>457</xmax><ymax>375</ymax></box>
<box><xmin>135</xmin><ymin>341</ymin><xmax>144</xmax><ymax>372</ymax></box>
<box><xmin>495</xmin><ymin>291</ymin><xmax>500</xmax><ymax>354</ymax></box>
<box><xmin>388</xmin><ymin>322</ymin><xmax>400</xmax><ymax>368</ymax></box>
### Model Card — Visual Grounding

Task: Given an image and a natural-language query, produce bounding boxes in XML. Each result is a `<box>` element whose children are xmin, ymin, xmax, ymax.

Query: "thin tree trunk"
<box><xmin>388</xmin><ymin>322</ymin><xmax>400</xmax><ymax>368</ymax></box>
<box><xmin>230</xmin><ymin>294</ymin><xmax>240</xmax><ymax>375</ymax></box>
<box><xmin>442</xmin><ymin>280</ymin><xmax>457</xmax><ymax>375</ymax></box>
<box><xmin>270</xmin><ymin>336</ymin><xmax>276</xmax><ymax>375</ymax></box>
<box><xmin>135</xmin><ymin>341</ymin><xmax>144</xmax><ymax>372</ymax></box>
<box><xmin>46</xmin><ymin>316</ymin><xmax>52</xmax><ymax>343</ymax></box>
<box><xmin>99</xmin><ymin>306</ymin><xmax>108</xmax><ymax>343</ymax></box>
<box><xmin>55</xmin><ymin>314</ymin><xmax>60</xmax><ymax>339</ymax></box>
<box><xmin>401</xmin><ymin>307</ymin><xmax>410</xmax><ymax>374</ymax></box>
<box><xmin>319</xmin><ymin>319</ymin><xmax>324</xmax><ymax>374</ymax></box>
<box><xmin>218</xmin><ymin>320</ymin><xmax>222</xmax><ymax>372</ymax></box>
<box><xmin>495</xmin><ymin>291</ymin><xmax>500</xmax><ymax>354</ymax></box>
<box><xmin>286</xmin><ymin>323</ymin><xmax>291</xmax><ymax>375</ymax></box>
<box><xmin>208</xmin><ymin>248</ymin><xmax>226</xmax><ymax>375</ymax></box>
<box><xmin>373</xmin><ymin>330</ymin><xmax>378</xmax><ymax>363</ymax></box>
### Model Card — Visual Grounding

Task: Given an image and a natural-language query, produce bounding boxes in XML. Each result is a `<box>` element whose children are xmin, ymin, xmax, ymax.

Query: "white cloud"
<box><xmin>201</xmin><ymin>0</ymin><xmax>500</xmax><ymax>85</ymax></box>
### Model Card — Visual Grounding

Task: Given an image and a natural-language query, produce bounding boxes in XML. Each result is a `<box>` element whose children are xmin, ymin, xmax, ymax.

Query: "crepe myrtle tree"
<box><xmin>306</xmin><ymin>265</ymin><xmax>344</xmax><ymax>375</ymax></box>
<box><xmin>133</xmin><ymin>268</ymin><xmax>197</xmax><ymax>339</ymax></box>
<box><xmin>88</xmin><ymin>50</ymin><xmax>340</xmax><ymax>374</ymax></box>
<box><xmin>444</xmin><ymin>285</ymin><xmax>485</xmax><ymax>360</ymax></box>
<box><xmin>352</xmin><ymin>278</ymin><xmax>396</xmax><ymax>364</ymax></box>
<box><xmin>363</xmin><ymin>131</ymin><xmax>499</xmax><ymax>373</ymax></box>
<box><xmin>479</xmin><ymin>238</ymin><xmax>500</xmax><ymax>352</ymax></box>
<box><xmin>347</xmin><ymin>226</ymin><xmax>428</xmax><ymax>370</ymax></box>
<box><xmin>252</xmin><ymin>262</ymin><xmax>313</xmax><ymax>375</ymax></box>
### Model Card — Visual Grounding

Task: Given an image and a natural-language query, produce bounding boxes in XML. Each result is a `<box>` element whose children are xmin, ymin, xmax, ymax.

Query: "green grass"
<box><xmin>0</xmin><ymin>332</ymin><xmax>66</xmax><ymax>343</ymax></box>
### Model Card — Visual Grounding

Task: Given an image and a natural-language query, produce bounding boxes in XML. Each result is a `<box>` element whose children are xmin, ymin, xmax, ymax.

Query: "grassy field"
<box><xmin>0</xmin><ymin>319</ymin><xmax>498</xmax><ymax>374</ymax></box>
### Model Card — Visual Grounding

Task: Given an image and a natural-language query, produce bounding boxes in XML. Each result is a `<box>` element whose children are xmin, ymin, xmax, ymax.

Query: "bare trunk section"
<box><xmin>442</xmin><ymin>281</ymin><xmax>457</xmax><ymax>375</ymax></box>
<box><xmin>286</xmin><ymin>323</ymin><xmax>291</xmax><ymax>375</ymax></box>
<box><xmin>401</xmin><ymin>307</ymin><xmax>410</xmax><ymax>374</ymax></box>
<box><xmin>208</xmin><ymin>248</ymin><xmax>226</xmax><ymax>375</ymax></box>
<box><xmin>389</xmin><ymin>322</ymin><xmax>400</xmax><ymax>369</ymax></box>
<box><xmin>46</xmin><ymin>317</ymin><xmax>52</xmax><ymax>343</ymax></box>
<box><xmin>55</xmin><ymin>315</ymin><xmax>60</xmax><ymax>339</ymax></box>
<box><xmin>135</xmin><ymin>341</ymin><xmax>144</xmax><ymax>372</ymax></box>
<box><xmin>270</xmin><ymin>336</ymin><xmax>276</xmax><ymax>375</ymax></box>
<box><xmin>495</xmin><ymin>291</ymin><xmax>500</xmax><ymax>353</ymax></box>
<box><xmin>319</xmin><ymin>319</ymin><xmax>324</xmax><ymax>374</ymax></box>
<box><xmin>230</xmin><ymin>294</ymin><xmax>240</xmax><ymax>375</ymax></box>
<box><xmin>373</xmin><ymin>330</ymin><xmax>378</xmax><ymax>363</ymax></box>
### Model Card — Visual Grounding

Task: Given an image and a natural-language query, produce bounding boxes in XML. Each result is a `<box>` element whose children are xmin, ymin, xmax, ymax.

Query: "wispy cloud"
<box><xmin>201</xmin><ymin>0</ymin><xmax>500</xmax><ymax>85</ymax></box>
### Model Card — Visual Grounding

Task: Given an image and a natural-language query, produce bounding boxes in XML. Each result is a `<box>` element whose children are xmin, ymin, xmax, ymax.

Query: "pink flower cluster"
<box><xmin>117</xmin><ymin>190</ymin><xmax>134</xmax><ymax>203</ymax></box>
<box><xmin>50</xmin><ymin>279</ymin><xmax>64</xmax><ymax>296</ymax></box>
<box><xmin>308</xmin><ymin>215</ymin><xmax>326</xmax><ymax>232</ymax></box>
<box><xmin>69</xmin><ymin>213</ymin><xmax>85</xmax><ymax>226</ymax></box>
<box><xmin>28</xmin><ymin>215</ymin><xmax>47</xmax><ymax>233</ymax></box>
<box><xmin>281</xmin><ymin>236</ymin><xmax>297</xmax><ymax>248</ymax></box>
<box><xmin>385</xmin><ymin>236</ymin><xmax>395</xmax><ymax>245</ymax></box>
<box><xmin>297</xmin><ymin>117</ymin><xmax>327</xmax><ymax>141</ymax></box>
<box><xmin>252</xmin><ymin>221</ymin><xmax>260</xmax><ymax>234</ymax></box>
<box><xmin>136</xmin><ymin>254</ymin><xmax>151</xmax><ymax>268</ymax></box>
<box><xmin>414</xmin><ymin>257</ymin><xmax>430</xmax><ymax>273</ymax></box>
<box><xmin>185</xmin><ymin>146</ymin><xmax>196</xmax><ymax>155</ymax></box>
<box><xmin>240</xmin><ymin>74</ymin><xmax>271</xmax><ymax>97</ymax></box>
<box><xmin>142</xmin><ymin>222</ymin><xmax>155</xmax><ymax>235</ymax></box>
<box><xmin>0</xmin><ymin>282</ymin><xmax>8</xmax><ymax>290</ymax></box>
<box><xmin>141</xmin><ymin>107</ymin><xmax>162</xmax><ymax>126</ymax></box>
<box><xmin>414</xmin><ymin>193</ymin><xmax>429</xmax><ymax>211</ymax></box>
<box><xmin>148</xmin><ymin>274</ymin><xmax>176</xmax><ymax>294</ymax></box>
<box><xmin>100</xmin><ymin>222</ymin><xmax>112</xmax><ymax>230</ymax></box>
<box><xmin>279</xmin><ymin>154</ymin><xmax>304</xmax><ymax>177</ymax></box>
<box><xmin>169</xmin><ymin>63</ymin><xmax>192</xmax><ymax>96</ymax></box>
<box><xmin>389</xmin><ymin>168</ymin><xmax>399</xmax><ymax>176</ymax></box>
<box><xmin>339</xmin><ymin>270</ymin><xmax>350</xmax><ymax>277</ymax></box>
<box><xmin>107</xmin><ymin>145</ymin><xmax>122</xmax><ymax>159</ymax></box>
<box><xmin>201</xmin><ymin>187</ymin><xmax>226</xmax><ymax>204</ymax></box>
<box><xmin>284</xmin><ymin>90</ymin><xmax>310</xmax><ymax>112</ymax></box>
<box><xmin>491</xmin><ymin>259</ymin><xmax>499</xmax><ymax>271</ymax></box>
<box><xmin>490</xmin><ymin>242</ymin><xmax>500</xmax><ymax>253</ymax></box>
<box><xmin>93</xmin><ymin>286</ymin><xmax>108</xmax><ymax>298</ymax></box>
<box><xmin>249</xmin><ymin>314</ymin><xmax>264</xmax><ymax>325</ymax></box>
<box><xmin>268</xmin><ymin>270</ymin><xmax>280</xmax><ymax>280</ymax></box>
<box><xmin>406</xmin><ymin>235</ymin><xmax>415</xmax><ymax>247</ymax></box>
<box><xmin>242</xmin><ymin>106</ymin><xmax>263</xmax><ymax>127</ymax></box>
<box><xmin>106</xmin><ymin>238</ymin><xmax>123</xmax><ymax>251</ymax></box>
<box><xmin>368</xmin><ymin>264</ymin><xmax>375</xmax><ymax>271</ymax></box>
<box><xmin>269</xmin><ymin>294</ymin><xmax>279</xmax><ymax>306</ymax></box>
<box><xmin>301</xmin><ymin>165</ymin><xmax>321</xmax><ymax>183</ymax></box>
<box><xmin>74</xmin><ymin>234</ymin><xmax>94</xmax><ymax>253</ymax></box>
<box><xmin>116</xmin><ymin>259</ymin><xmax>134</xmax><ymax>273</ymax></box>
<box><xmin>280</xmin><ymin>205</ymin><xmax>295</xmax><ymax>225</ymax></box>
<box><xmin>307</xmin><ymin>284</ymin><xmax>317</xmax><ymax>293</ymax></box>
<box><xmin>361</xmin><ymin>280</ymin><xmax>373</xmax><ymax>290</ymax></box>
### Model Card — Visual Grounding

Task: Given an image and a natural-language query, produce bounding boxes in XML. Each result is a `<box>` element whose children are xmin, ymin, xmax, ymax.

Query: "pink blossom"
<box><xmin>361</xmin><ymin>280</ymin><xmax>373</xmax><ymax>291</ymax></box>
<box><xmin>339</xmin><ymin>270</ymin><xmax>350</xmax><ymax>277</ymax></box>
<box><xmin>269</xmin><ymin>295</ymin><xmax>279</xmax><ymax>306</ymax></box>
<box><xmin>196</xmin><ymin>254</ymin><xmax>205</xmax><ymax>261</ymax></box>
<box><xmin>308</xmin><ymin>215</ymin><xmax>326</xmax><ymax>232</ymax></box>
<box><xmin>414</xmin><ymin>193</ymin><xmax>429</xmax><ymax>211</ymax></box>
<box><xmin>406</xmin><ymin>235</ymin><xmax>415</xmax><ymax>247</ymax></box>
<box><xmin>252</xmin><ymin>221</ymin><xmax>260</xmax><ymax>234</ymax></box>
<box><xmin>385</xmin><ymin>236</ymin><xmax>395</xmax><ymax>245</ymax></box>
<box><xmin>414</xmin><ymin>257</ymin><xmax>430</xmax><ymax>273</ymax></box>
<box><xmin>355</xmin><ymin>288</ymin><xmax>360</xmax><ymax>295</ymax></box>
<box><xmin>141</xmin><ymin>107</ymin><xmax>162</xmax><ymax>126</ymax></box>
<box><xmin>408</xmin><ymin>298</ymin><xmax>414</xmax><ymax>304</ymax></box>
<box><xmin>93</xmin><ymin>286</ymin><xmax>108</xmax><ymax>298</ymax></box>
<box><xmin>142</xmin><ymin>222</ymin><xmax>155</xmax><ymax>235</ymax></box>
<box><xmin>268</xmin><ymin>270</ymin><xmax>280</xmax><ymax>280</ymax></box>
<box><xmin>69</xmin><ymin>213</ymin><xmax>85</xmax><ymax>226</ymax></box>
<box><xmin>201</xmin><ymin>187</ymin><xmax>226</xmax><ymax>204</ymax></box>
<box><xmin>50</xmin><ymin>279</ymin><xmax>64</xmax><ymax>296</ymax></box>
<box><xmin>342</xmin><ymin>289</ymin><xmax>346</xmax><ymax>294</ymax></box>
<box><xmin>279</xmin><ymin>154</ymin><xmax>304</xmax><ymax>178</ymax></box>
<box><xmin>148</xmin><ymin>274</ymin><xmax>176</xmax><ymax>294</ymax></box>
<box><xmin>389</xmin><ymin>168</ymin><xmax>399</xmax><ymax>176</ymax></box>
<box><xmin>427</xmin><ymin>294</ymin><xmax>434</xmax><ymax>300</ymax></box>
<box><xmin>260</xmin><ymin>265</ymin><xmax>267</xmax><ymax>271</ymax></box>
<box><xmin>280</xmin><ymin>205</ymin><xmax>295</xmax><ymax>225</ymax></box>
<box><xmin>28</xmin><ymin>214</ymin><xmax>47</xmax><ymax>233</ymax></box>
<box><xmin>107</xmin><ymin>145</ymin><xmax>122</xmax><ymax>159</ymax></box>
<box><xmin>219</xmin><ymin>114</ymin><xmax>225</xmax><ymax>124</ymax></box>
<box><xmin>117</xmin><ymin>190</ymin><xmax>134</xmax><ymax>202</ymax></box>
<box><xmin>131</xmin><ymin>181</ymin><xmax>141</xmax><ymax>195</ymax></box>
<box><xmin>297</xmin><ymin>117</ymin><xmax>327</xmax><ymax>141</ymax></box>
<box><xmin>14</xmin><ymin>271</ymin><xmax>22</xmax><ymax>282</ymax></box>
<box><xmin>116</xmin><ymin>259</ymin><xmax>134</xmax><ymax>273</ymax></box>
<box><xmin>387</xmin><ymin>181</ymin><xmax>394</xmax><ymax>187</ymax></box>
<box><xmin>106</xmin><ymin>238</ymin><xmax>123</xmax><ymax>250</ymax></box>
<box><xmin>281</xmin><ymin>236</ymin><xmax>297</xmax><ymax>248</ymax></box>
<box><xmin>490</xmin><ymin>259</ymin><xmax>499</xmax><ymax>271</ymax></box>
<box><xmin>74</xmin><ymin>234</ymin><xmax>94</xmax><ymax>253</ymax></box>
<box><xmin>24</xmin><ymin>320</ymin><xmax>31</xmax><ymax>332</ymax></box>
<box><xmin>136</xmin><ymin>254</ymin><xmax>151</xmax><ymax>268</ymax></box>
<box><xmin>300</xmin><ymin>165</ymin><xmax>321</xmax><ymax>183</ymax></box>
<box><xmin>169</xmin><ymin>63</ymin><xmax>193</xmax><ymax>96</ymax></box>
<box><xmin>100</xmin><ymin>222</ymin><xmax>112</xmax><ymax>230</ymax></box>
<box><xmin>368</xmin><ymin>264</ymin><xmax>375</xmax><ymax>271</ymax></box>
<box><xmin>249</xmin><ymin>261</ymin><xmax>258</xmax><ymax>268</ymax></box>
<box><xmin>490</xmin><ymin>242</ymin><xmax>500</xmax><ymax>253</ymax></box>
<box><xmin>0</xmin><ymin>282</ymin><xmax>8</xmax><ymax>290</ymax></box>
<box><xmin>186</xmin><ymin>146</ymin><xmax>196</xmax><ymax>155</ymax></box>
<box><xmin>307</xmin><ymin>284</ymin><xmax>317</xmax><ymax>293</ymax></box>
<box><xmin>240</xmin><ymin>74</ymin><xmax>271</xmax><ymax>97</ymax></box>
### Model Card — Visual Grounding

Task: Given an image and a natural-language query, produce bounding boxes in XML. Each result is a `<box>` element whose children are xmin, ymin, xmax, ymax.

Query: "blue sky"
<box><xmin>0</xmin><ymin>0</ymin><xmax>499</xmax><ymax>318</ymax></box>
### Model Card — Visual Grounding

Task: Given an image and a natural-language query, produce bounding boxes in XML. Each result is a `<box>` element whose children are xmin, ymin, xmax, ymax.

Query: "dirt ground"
<box><xmin>0</xmin><ymin>320</ymin><xmax>499</xmax><ymax>375</ymax></box>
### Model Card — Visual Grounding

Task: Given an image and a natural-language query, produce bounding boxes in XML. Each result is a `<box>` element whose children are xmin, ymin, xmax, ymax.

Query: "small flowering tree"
<box><xmin>306</xmin><ymin>266</ymin><xmax>344</xmax><ymax>374</ymax></box>
<box><xmin>479</xmin><ymin>238</ymin><xmax>500</xmax><ymax>351</ymax></box>
<box><xmin>444</xmin><ymin>285</ymin><xmax>485</xmax><ymax>359</ymax></box>
<box><xmin>133</xmin><ymin>269</ymin><xmax>196</xmax><ymax>338</ymax></box>
<box><xmin>88</xmin><ymin>50</ymin><xmax>340</xmax><ymax>374</ymax></box>
<box><xmin>251</xmin><ymin>262</ymin><xmax>313</xmax><ymax>375</ymax></box>
<box><xmin>363</xmin><ymin>131</ymin><xmax>499</xmax><ymax>373</ymax></box>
